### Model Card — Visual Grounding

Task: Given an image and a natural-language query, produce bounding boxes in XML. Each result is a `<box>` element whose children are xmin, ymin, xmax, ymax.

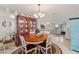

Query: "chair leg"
<box><xmin>34</xmin><ymin>48</ymin><xmax>37</xmax><ymax>54</ymax></box>
<box><xmin>50</xmin><ymin>46</ymin><xmax>52</xmax><ymax>54</ymax></box>
<box><xmin>24</xmin><ymin>44</ymin><xmax>27</xmax><ymax>54</ymax></box>
<box><xmin>40</xmin><ymin>47</ymin><xmax>45</xmax><ymax>54</ymax></box>
<box><xmin>3</xmin><ymin>44</ymin><xmax>6</xmax><ymax>53</ymax></box>
<box><xmin>38</xmin><ymin>46</ymin><xmax>40</xmax><ymax>54</ymax></box>
<box><xmin>46</xmin><ymin>45</ymin><xmax>48</xmax><ymax>54</ymax></box>
<box><xmin>22</xmin><ymin>48</ymin><xmax>24</xmax><ymax>54</ymax></box>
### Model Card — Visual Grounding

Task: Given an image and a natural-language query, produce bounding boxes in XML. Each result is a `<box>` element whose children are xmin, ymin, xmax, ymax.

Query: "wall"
<box><xmin>0</xmin><ymin>8</ymin><xmax>16</xmax><ymax>40</ymax></box>
<box><xmin>0</xmin><ymin>7</ymin><xmax>79</xmax><ymax>40</ymax></box>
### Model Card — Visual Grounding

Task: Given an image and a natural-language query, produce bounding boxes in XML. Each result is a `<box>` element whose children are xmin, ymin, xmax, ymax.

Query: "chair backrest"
<box><xmin>19</xmin><ymin>35</ymin><xmax>26</xmax><ymax>46</ymax></box>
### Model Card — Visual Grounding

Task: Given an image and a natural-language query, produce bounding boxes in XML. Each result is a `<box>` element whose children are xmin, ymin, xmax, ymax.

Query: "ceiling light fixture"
<box><xmin>33</xmin><ymin>4</ymin><xmax>45</xmax><ymax>19</ymax></box>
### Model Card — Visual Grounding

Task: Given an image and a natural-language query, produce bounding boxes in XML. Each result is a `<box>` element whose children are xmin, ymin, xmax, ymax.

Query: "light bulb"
<box><xmin>40</xmin><ymin>14</ymin><xmax>45</xmax><ymax>18</ymax></box>
<box><xmin>38</xmin><ymin>12</ymin><xmax>42</xmax><ymax>16</ymax></box>
<box><xmin>33</xmin><ymin>12</ymin><xmax>45</xmax><ymax>19</ymax></box>
<box><xmin>34</xmin><ymin>13</ymin><xmax>38</xmax><ymax>18</ymax></box>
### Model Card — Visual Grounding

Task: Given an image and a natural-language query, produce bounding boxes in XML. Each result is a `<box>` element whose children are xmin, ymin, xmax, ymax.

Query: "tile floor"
<box><xmin>0</xmin><ymin>34</ymin><xmax>77</xmax><ymax>54</ymax></box>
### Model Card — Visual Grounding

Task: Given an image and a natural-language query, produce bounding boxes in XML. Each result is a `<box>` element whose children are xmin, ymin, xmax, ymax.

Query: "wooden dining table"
<box><xmin>23</xmin><ymin>34</ymin><xmax>48</xmax><ymax>42</ymax></box>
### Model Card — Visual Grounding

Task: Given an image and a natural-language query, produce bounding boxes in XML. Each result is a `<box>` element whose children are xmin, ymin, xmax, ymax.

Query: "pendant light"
<box><xmin>34</xmin><ymin>4</ymin><xmax>45</xmax><ymax>19</ymax></box>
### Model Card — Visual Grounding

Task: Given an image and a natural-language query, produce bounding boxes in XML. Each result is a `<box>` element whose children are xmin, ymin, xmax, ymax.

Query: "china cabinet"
<box><xmin>16</xmin><ymin>15</ymin><xmax>36</xmax><ymax>46</ymax></box>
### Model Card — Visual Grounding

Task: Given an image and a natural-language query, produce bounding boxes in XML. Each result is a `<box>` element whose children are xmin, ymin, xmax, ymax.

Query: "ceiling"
<box><xmin>0</xmin><ymin>4</ymin><xmax>79</xmax><ymax>23</ymax></box>
<box><xmin>0</xmin><ymin>4</ymin><xmax>79</xmax><ymax>14</ymax></box>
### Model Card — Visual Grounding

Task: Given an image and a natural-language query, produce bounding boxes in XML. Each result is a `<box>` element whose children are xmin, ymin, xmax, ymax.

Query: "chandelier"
<box><xmin>33</xmin><ymin>4</ymin><xmax>45</xmax><ymax>19</ymax></box>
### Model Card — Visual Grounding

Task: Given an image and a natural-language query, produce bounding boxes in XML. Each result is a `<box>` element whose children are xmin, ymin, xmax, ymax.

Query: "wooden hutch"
<box><xmin>16</xmin><ymin>15</ymin><xmax>36</xmax><ymax>46</ymax></box>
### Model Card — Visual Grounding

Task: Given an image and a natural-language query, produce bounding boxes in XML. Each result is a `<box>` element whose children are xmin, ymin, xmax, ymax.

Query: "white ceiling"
<box><xmin>0</xmin><ymin>4</ymin><xmax>79</xmax><ymax>23</ymax></box>
<box><xmin>0</xmin><ymin>4</ymin><xmax>79</xmax><ymax>14</ymax></box>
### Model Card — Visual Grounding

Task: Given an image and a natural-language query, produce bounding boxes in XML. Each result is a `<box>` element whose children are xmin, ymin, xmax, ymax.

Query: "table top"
<box><xmin>24</xmin><ymin>34</ymin><xmax>48</xmax><ymax>42</ymax></box>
